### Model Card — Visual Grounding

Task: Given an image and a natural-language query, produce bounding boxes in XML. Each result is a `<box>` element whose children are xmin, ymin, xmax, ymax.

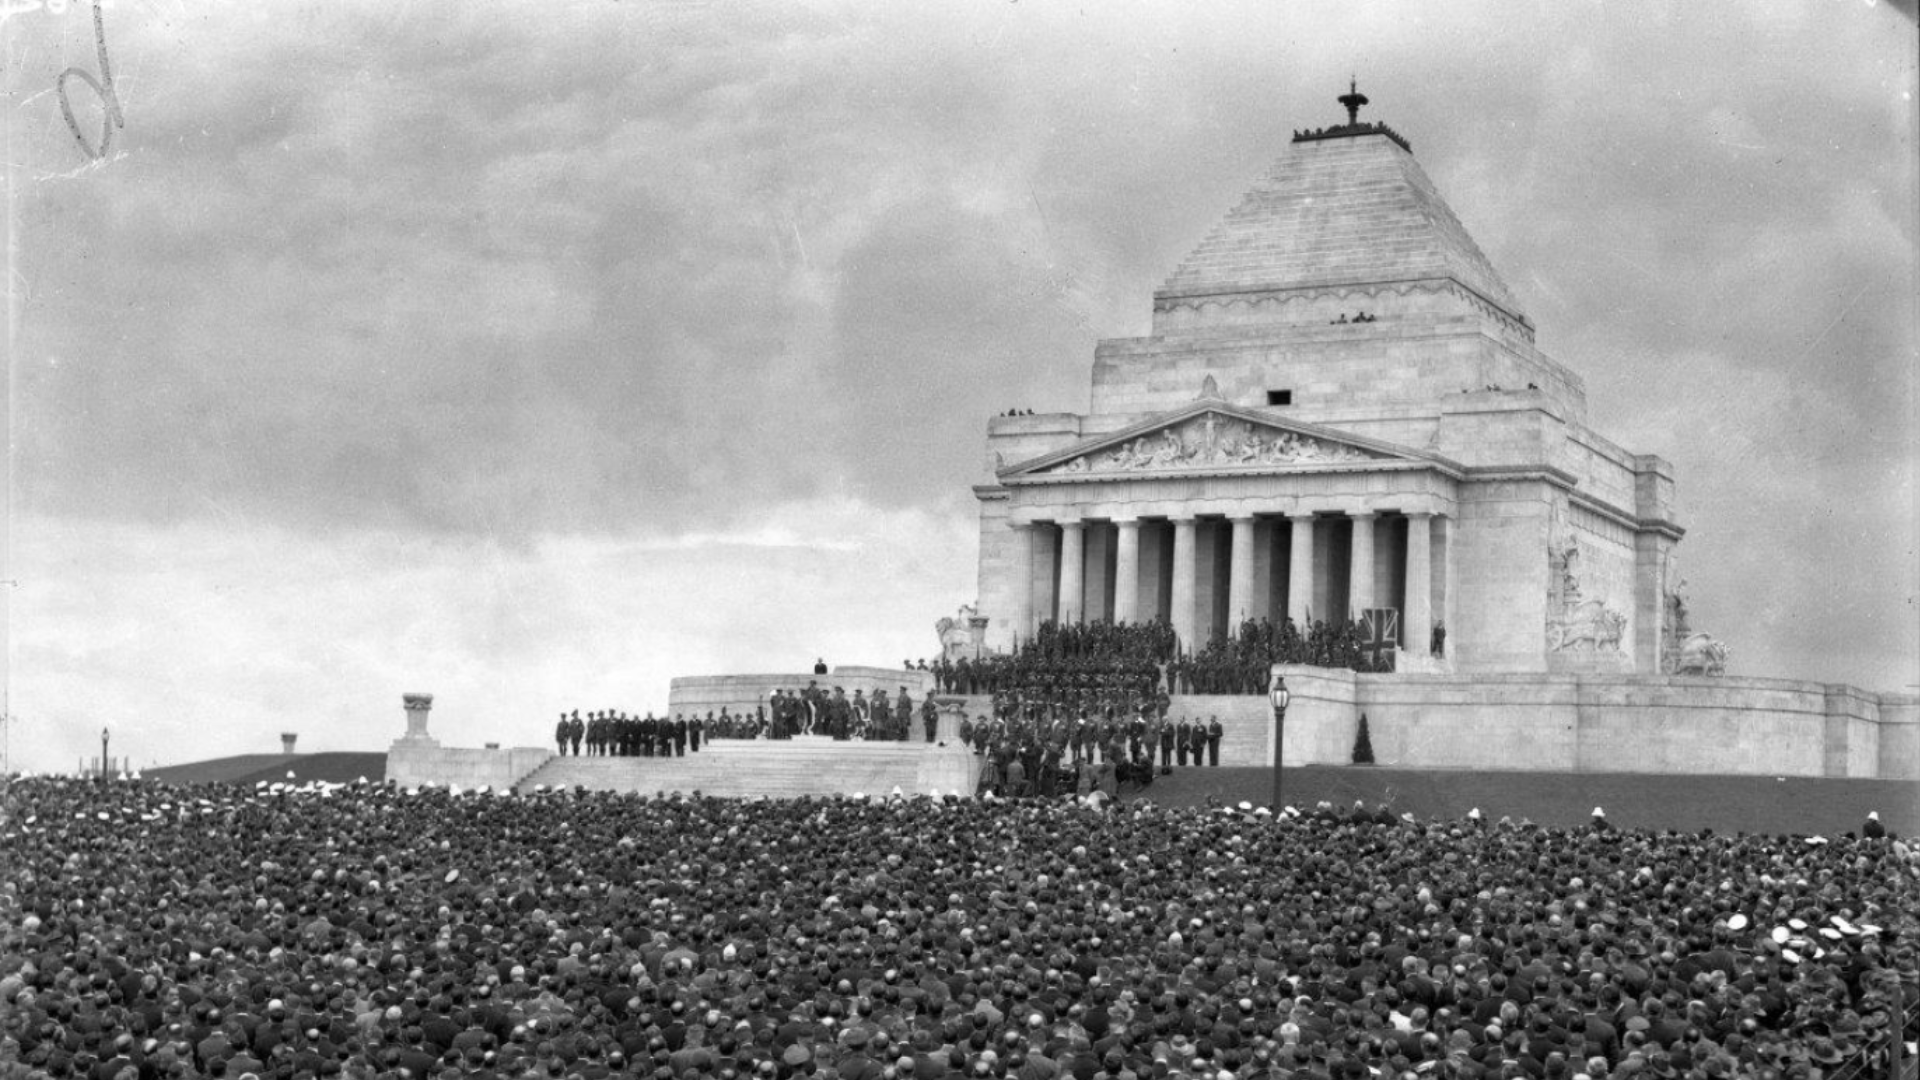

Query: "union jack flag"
<box><xmin>1360</xmin><ymin>608</ymin><xmax>1398</xmax><ymax>672</ymax></box>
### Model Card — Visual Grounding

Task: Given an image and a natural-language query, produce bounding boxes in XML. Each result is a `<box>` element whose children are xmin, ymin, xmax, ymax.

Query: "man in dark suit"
<box><xmin>1206</xmin><ymin>716</ymin><xmax>1224</xmax><ymax>766</ymax></box>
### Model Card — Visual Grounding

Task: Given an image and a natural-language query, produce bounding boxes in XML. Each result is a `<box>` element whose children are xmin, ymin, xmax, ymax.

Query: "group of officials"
<box><xmin>551</xmin><ymin>711</ymin><xmax>701</xmax><ymax>758</ymax></box>
<box><xmin>764</xmin><ymin>684</ymin><xmax>937</xmax><ymax>742</ymax></box>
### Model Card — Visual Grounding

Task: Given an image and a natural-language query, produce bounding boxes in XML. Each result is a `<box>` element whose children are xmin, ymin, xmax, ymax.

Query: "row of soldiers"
<box><xmin>989</xmin><ymin>683</ymin><xmax>1173</xmax><ymax>724</ymax></box>
<box><xmin>765</xmin><ymin>683</ymin><xmax>939</xmax><ymax>742</ymax></box>
<box><xmin>962</xmin><ymin>711</ymin><xmax>1226</xmax><ymax>771</ymax></box>
<box><xmin>551</xmin><ymin>711</ymin><xmax>702</xmax><ymax>757</ymax></box>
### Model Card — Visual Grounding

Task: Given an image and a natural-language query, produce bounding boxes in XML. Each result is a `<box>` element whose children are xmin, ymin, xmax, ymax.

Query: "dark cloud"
<box><xmin>7</xmin><ymin>0</ymin><xmax>1913</xmax><ymax>695</ymax></box>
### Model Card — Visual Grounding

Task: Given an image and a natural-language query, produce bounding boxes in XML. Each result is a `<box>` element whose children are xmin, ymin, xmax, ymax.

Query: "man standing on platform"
<box><xmin>1175</xmin><ymin>717</ymin><xmax>1192</xmax><ymax>767</ymax></box>
<box><xmin>555</xmin><ymin>713</ymin><xmax>570</xmax><ymax>756</ymax></box>
<box><xmin>566</xmin><ymin>713</ymin><xmax>584</xmax><ymax>756</ymax></box>
<box><xmin>689</xmin><ymin>713</ymin><xmax>702</xmax><ymax>753</ymax></box>
<box><xmin>921</xmin><ymin>695</ymin><xmax>938</xmax><ymax>743</ymax></box>
<box><xmin>829</xmin><ymin>687</ymin><xmax>852</xmax><ymax>741</ymax></box>
<box><xmin>1187</xmin><ymin>719</ymin><xmax>1207</xmax><ymax>769</ymax></box>
<box><xmin>1158</xmin><ymin>719</ymin><xmax>1175</xmax><ymax>769</ymax></box>
<box><xmin>1207</xmin><ymin>715</ymin><xmax>1224</xmax><ymax>767</ymax></box>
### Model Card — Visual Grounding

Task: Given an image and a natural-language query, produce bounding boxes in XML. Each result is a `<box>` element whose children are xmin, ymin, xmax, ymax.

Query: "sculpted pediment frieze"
<box><xmin>1008</xmin><ymin>408</ymin><xmax>1403</xmax><ymax>480</ymax></box>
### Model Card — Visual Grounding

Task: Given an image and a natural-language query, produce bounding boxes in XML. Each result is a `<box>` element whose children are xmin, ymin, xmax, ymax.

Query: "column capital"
<box><xmin>1348</xmin><ymin>509</ymin><xmax>1377</xmax><ymax>520</ymax></box>
<box><xmin>1058</xmin><ymin>519</ymin><xmax>1086</xmax><ymax>532</ymax></box>
<box><xmin>1112</xmin><ymin>516</ymin><xmax>1141</xmax><ymax>529</ymax></box>
<box><xmin>1227</xmin><ymin>513</ymin><xmax>1257</xmax><ymax>525</ymax></box>
<box><xmin>1166</xmin><ymin>512</ymin><xmax>1197</xmax><ymax>524</ymax></box>
<box><xmin>1407</xmin><ymin>509</ymin><xmax>1433</xmax><ymax>520</ymax></box>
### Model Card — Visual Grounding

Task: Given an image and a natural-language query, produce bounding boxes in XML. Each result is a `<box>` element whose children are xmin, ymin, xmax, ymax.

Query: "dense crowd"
<box><xmin>4</xmin><ymin>777</ymin><xmax>1914</xmax><ymax>1080</ymax></box>
<box><xmin>924</xmin><ymin>618</ymin><xmax>1410</xmax><ymax>710</ymax></box>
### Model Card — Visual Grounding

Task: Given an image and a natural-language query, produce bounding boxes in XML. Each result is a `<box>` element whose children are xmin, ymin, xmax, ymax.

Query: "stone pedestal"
<box><xmin>400</xmin><ymin>693</ymin><xmax>438</xmax><ymax>745</ymax></box>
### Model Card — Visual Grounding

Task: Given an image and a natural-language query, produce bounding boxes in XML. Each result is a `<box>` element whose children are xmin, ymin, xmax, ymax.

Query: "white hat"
<box><xmin>1867</xmin><ymin>811</ymin><xmax>1879</xmax><ymax>821</ymax></box>
<box><xmin>1592</xmin><ymin>807</ymin><xmax>1606</xmax><ymax>817</ymax></box>
<box><xmin>1727</xmin><ymin>914</ymin><xmax>1749</xmax><ymax>931</ymax></box>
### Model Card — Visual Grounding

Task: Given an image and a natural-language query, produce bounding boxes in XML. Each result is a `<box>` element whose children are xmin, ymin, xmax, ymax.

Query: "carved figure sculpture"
<box><xmin>1674</xmin><ymin>632</ymin><xmax>1730</xmax><ymax>676</ymax></box>
<box><xmin>934</xmin><ymin>603</ymin><xmax>980</xmax><ymax>662</ymax></box>
<box><xmin>1151</xmin><ymin>428</ymin><xmax>1186</xmax><ymax>466</ymax></box>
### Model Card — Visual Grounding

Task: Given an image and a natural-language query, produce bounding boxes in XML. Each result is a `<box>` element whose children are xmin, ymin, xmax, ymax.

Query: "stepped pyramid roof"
<box><xmin>1156</xmin><ymin>85</ymin><xmax>1525</xmax><ymax>324</ymax></box>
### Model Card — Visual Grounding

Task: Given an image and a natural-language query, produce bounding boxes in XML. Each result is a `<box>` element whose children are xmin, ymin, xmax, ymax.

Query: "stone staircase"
<box><xmin>512</xmin><ymin>737</ymin><xmax>977</xmax><ymax>799</ymax></box>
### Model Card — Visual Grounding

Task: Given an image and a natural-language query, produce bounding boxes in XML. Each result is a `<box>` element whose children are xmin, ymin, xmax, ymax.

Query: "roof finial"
<box><xmin>1338</xmin><ymin>77</ymin><xmax>1369</xmax><ymax>126</ymax></box>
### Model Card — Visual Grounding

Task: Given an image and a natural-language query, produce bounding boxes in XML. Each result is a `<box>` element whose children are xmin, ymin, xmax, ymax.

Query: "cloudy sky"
<box><xmin>3</xmin><ymin>0</ymin><xmax>1914</xmax><ymax>773</ymax></box>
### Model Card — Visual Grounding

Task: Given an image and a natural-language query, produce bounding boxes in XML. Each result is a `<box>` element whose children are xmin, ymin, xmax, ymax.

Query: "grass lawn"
<box><xmin>1121</xmin><ymin>764</ymin><xmax>1918</xmax><ymax>836</ymax></box>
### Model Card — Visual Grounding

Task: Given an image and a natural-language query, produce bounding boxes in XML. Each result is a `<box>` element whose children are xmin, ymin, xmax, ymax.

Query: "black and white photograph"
<box><xmin>1</xmin><ymin>2</ymin><xmax>1915</xmax><ymax>1078</ymax></box>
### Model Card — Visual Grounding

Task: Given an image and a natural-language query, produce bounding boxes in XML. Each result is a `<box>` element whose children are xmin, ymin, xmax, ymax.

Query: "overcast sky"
<box><xmin>3</xmin><ymin>0</ymin><xmax>1914</xmax><ymax>773</ymax></box>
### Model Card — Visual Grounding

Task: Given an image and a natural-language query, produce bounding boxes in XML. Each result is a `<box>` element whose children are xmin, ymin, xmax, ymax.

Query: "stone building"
<box><xmin>974</xmin><ymin>87</ymin><xmax>1681</xmax><ymax>675</ymax></box>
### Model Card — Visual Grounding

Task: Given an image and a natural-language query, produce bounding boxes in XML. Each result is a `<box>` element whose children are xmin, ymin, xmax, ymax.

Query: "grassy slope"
<box><xmin>1121</xmin><ymin>764</ymin><xmax>1920</xmax><ymax>836</ymax></box>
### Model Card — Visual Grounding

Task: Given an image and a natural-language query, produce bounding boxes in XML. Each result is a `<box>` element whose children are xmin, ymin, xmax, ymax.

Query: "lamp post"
<box><xmin>100</xmin><ymin>726</ymin><xmax>110</xmax><ymax>782</ymax></box>
<box><xmin>1270</xmin><ymin>673</ymin><xmax>1290</xmax><ymax>811</ymax></box>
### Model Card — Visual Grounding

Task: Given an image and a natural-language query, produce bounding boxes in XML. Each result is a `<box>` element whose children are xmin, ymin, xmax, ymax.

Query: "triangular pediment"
<box><xmin>999</xmin><ymin>399</ymin><xmax>1444</xmax><ymax>481</ymax></box>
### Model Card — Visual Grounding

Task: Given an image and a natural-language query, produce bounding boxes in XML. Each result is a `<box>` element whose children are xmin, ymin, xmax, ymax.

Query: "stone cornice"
<box><xmin>997</xmin><ymin>396</ymin><xmax>1468</xmax><ymax>483</ymax></box>
<box><xmin>1152</xmin><ymin>275</ymin><xmax>1534</xmax><ymax>341</ymax></box>
<box><xmin>1000</xmin><ymin>457</ymin><xmax>1449</xmax><ymax>488</ymax></box>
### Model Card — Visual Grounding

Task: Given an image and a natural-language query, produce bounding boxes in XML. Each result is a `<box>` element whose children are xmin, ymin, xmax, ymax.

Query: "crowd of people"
<box><xmin>546</xmin><ymin>686</ymin><xmax>941</xmax><ymax>753</ymax></box>
<box><xmin>921</xmin><ymin>617</ymin><xmax>1409</xmax><ymax>713</ymax></box>
<box><xmin>5</xmin><ymin>776</ymin><xmax>1912</xmax><ymax>1080</ymax></box>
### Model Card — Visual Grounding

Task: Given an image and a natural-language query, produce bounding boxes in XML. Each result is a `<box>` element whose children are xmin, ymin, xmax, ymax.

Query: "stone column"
<box><xmin>1286</xmin><ymin>514</ymin><xmax>1315</xmax><ymax>625</ymax></box>
<box><xmin>1113</xmin><ymin>518</ymin><xmax>1141</xmax><ymax>624</ymax></box>
<box><xmin>1405</xmin><ymin>512</ymin><xmax>1432</xmax><ymax>657</ymax></box>
<box><xmin>1008</xmin><ymin>523</ymin><xmax>1034</xmax><ymax>642</ymax></box>
<box><xmin>1349</xmin><ymin>511</ymin><xmax>1376</xmax><ymax>616</ymax></box>
<box><xmin>1058</xmin><ymin>520</ymin><xmax>1086</xmax><ymax>624</ymax></box>
<box><xmin>1227</xmin><ymin>516</ymin><xmax>1256</xmax><ymax>627</ymax></box>
<box><xmin>1170</xmin><ymin>516</ymin><xmax>1197</xmax><ymax>650</ymax></box>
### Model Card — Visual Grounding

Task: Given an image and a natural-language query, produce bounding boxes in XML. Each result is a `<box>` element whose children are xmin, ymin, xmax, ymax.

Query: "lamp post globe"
<box><xmin>1270</xmin><ymin>674</ymin><xmax>1290</xmax><ymax>811</ymax></box>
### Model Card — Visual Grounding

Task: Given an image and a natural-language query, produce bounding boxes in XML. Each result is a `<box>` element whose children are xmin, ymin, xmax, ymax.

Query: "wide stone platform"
<box><xmin>1281</xmin><ymin>666</ymin><xmax>1920</xmax><ymax>778</ymax></box>
<box><xmin>511</xmin><ymin>736</ymin><xmax>977</xmax><ymax>799</ymax></box>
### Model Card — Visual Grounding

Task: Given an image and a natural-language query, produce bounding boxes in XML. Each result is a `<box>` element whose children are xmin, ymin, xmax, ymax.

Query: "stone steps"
<box><xmin>513</xmin><ymin>738</ymin><xmax>977</xmax><ymax>799</ymax></box>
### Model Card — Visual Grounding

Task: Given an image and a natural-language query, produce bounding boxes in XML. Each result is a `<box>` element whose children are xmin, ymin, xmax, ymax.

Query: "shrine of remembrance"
<box><xmin>974</xmin><ymin>89</ymin><xmax>1676</xmax><ymax>675</ymax></box>
<box><xmin>963</xmin><ymin>88</ymin><xmax>1916</xmax><ymax>780</ymax></box>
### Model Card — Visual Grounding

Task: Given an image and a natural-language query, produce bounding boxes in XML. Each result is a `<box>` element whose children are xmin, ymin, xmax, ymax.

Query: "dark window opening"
<box><xmin>1267</xmin><ymin>390</ymin><xmax>1293</xmax><ymax>406</ymax></box>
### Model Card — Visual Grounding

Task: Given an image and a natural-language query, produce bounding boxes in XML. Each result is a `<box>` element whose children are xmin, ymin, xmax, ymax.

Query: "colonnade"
<box><xmin>1006</xmin><ymin>509</ymin><xmax>1444</xmax><ymax>655</ymax></box>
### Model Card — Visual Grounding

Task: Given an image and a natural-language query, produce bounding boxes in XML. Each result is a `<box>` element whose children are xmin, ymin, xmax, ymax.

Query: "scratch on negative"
<box><xmin>1787</xmin><ymin>283</ymin><xmax>1871</xmax><ymax>367</ymax></box>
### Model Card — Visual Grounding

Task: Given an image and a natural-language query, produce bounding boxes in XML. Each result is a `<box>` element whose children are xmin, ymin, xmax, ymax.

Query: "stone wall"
<box><xmin>387</xmin><ymin>742</ymin><xmax>550</xmax><ymax>791</ymax></box>
<box><xmin>1276</xmin><ymin>666</ymin><xmax>1920</xmax><ymax>780</ymax></box>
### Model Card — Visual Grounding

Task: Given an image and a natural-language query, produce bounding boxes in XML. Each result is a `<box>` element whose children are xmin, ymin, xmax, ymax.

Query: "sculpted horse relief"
<box><xmin>1550</xmin><ymin>599</ymin><xmax>1627</xmax><ymax>652</ymax></box>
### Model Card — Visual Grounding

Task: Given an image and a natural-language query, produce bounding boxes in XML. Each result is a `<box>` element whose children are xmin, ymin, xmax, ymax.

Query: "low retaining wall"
<box><xmin>1278</xmin><ymin>667</ymin><xmax>1919</xmax><ymax>779</ymax></box>
<box><xmin>669</xmin><ymin>666</ymin><xmax>937</xmax><ymax>720</ymax></box>
<box><xmin>387</xmin><ymin>739</ymin><xmax>551</xmax><ymax>790</ymax></box>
